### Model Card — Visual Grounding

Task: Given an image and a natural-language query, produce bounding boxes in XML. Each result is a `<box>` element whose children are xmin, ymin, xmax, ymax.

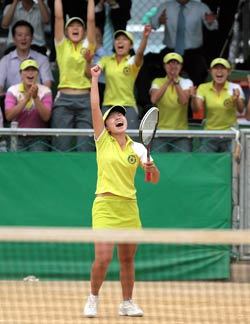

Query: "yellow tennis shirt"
<box><xmin>151</xmin><ymin>77</ymin><xmax>193</xmax><ymax>130</ymax></box>
<box><xmin>55</xmin><ymin>38</ymin><xmax>95</xmax><ymax>89</ymax></box>
<box><xmin>95</xmin><ymin>129</ymin><xmax>148</xmax><ymax>199</ymax></box>
<box><xmin>197</xmin><ymin>81</ymin><xmax>245</xmax><ymax>130</ymax></box>
<box><xmin>98</xmin><ymin>54</ymin><xmax>141</xmax><ymax>107</ymax></box>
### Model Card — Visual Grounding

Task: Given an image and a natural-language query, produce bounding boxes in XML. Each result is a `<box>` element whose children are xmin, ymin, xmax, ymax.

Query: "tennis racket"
<box><xmin>139</xmin><ymin>107</ymin><xmax>159</xmax><ymax>182</ymax></box>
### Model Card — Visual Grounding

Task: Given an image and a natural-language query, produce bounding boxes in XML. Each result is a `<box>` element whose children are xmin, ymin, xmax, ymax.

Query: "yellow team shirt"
<box><xmin>151</xmin><ymin>77</ymin><xmax>193</xmax><ymax>130</ymax></box>
<box><xmin>98</xmin><ymin>54</ymin><xmax>141</xmax><ymax>107</ymax></box>
<box><xmin>197</xmin><ymin>81</ymin><xmax>245</xmax><ymax>130</ymax></box>
<box><xmin>95</xmin><ymin>129</ymin><xmax>148</xmax><ymax>199</ymax></box>
<box><xmin>55</xmin><ymin>38</ymin><xmax>95</xmax><ymax>89</ymax></box>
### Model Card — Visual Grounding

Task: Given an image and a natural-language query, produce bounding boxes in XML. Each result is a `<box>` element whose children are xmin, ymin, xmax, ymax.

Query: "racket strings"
<box><xmin>140</xmin><ymin>109</ymin><xmax>159</xmax><ymax>146</ymax></box>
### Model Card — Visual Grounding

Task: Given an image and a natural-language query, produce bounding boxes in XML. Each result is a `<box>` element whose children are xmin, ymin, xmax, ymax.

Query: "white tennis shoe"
<box><xmin>83</xmin><ymin>294</ymin><xmax>98</xmax><ymax>317</ymax></box>
<box><xmin>118</xmin><ymin>299</ymin><xmax>144</xmax><ymax>317</ymax></box>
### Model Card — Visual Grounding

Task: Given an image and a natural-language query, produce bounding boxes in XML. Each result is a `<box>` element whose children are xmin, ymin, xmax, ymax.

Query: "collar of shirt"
<box><xmin>10</xmin><ymin>49</ymin><xmax>32</xmax><ymax>60</ymax></box>
<box><xmin>210</xmin><ymin>81</ymin><xmax>229</xmax><ymax>92</ymax></box>
<box><xmin>17</xmin><ymin>1</ymin><xmax>35</xmax><ymax>12</ymax></box>
<box><xmin>109</xmin><ymin>133</ymin><xmax>133</xmax><ymax>147</ymax></box>
<box><xmin>111</xmin><ymin>53</ymin><xmax>131</xmax><ymax>61</ymax></box>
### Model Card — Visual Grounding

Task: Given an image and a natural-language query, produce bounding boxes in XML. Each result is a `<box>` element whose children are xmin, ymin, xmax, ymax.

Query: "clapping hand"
<box><xmin>232</xmin><ymin>88</ymin><xmax>240</xmax><ymax>103</ymax></box>
<box><xmin>29</xmin><ymin>84</ymin><xmax>38</xmax><ymax>99</ymax></box>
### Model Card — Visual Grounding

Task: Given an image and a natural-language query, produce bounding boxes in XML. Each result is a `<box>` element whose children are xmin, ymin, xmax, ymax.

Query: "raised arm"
<box><xmin>134</xmin><ymin>25</ymin><xmax>151</xmax><ymax>67</ymax></box>
<box><xmin>86</xmin><ymin>0</ymin><xmax>96</xmax><ymax>50</ymax></box>
<box><xmin>90</xmin><ymin>65</ymin><xmax>105</xmax><ymax>138</ymax></box>
<box><xmin>150</xmin><ymin>3</ymin><xmax>167</xmax><ymax>30</ymax></box>
<box><xmin>54</xmin><ymin>0</ymin><xmax>65</xmax><ymax>43</ymax></box>
<box><xmin>37</xmin><ymin>0</ymin><xmax>50</xmax><ymax>24</ymax></box>
<box><xmin>1</xmin><ymin>0</ymin><xmax>18</xmax><ymax>28</ymax></box>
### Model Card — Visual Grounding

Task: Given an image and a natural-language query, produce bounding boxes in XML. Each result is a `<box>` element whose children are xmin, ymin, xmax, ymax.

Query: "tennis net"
<box><xmin>0</xmin><ymin>227</ymin><xmax>250</xmax><ymax>324</ymax></box>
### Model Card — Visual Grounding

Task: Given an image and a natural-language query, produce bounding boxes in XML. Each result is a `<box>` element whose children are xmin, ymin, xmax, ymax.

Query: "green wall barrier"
<box><xmin>0</xmin><ymin>152</ymin><xmax>232</xmax><ymax>280</ymax></box>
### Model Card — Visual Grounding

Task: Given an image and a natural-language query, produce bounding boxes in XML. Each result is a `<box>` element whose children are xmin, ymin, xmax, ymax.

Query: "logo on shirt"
<box><xmin>123</xmin><ymin>66</ymin><xmax>131</xmax><ymax>75</ymax></box>
<box><xmin>128</xmin><ymin>155</ymin><xmax>136</xmax><ymax>164</ymax></box>
<box><xmin>80</xmin><ymin>47</ymin><xmax>87</xmax><ymax>56</ymax></box>
<box><xmin>224</xmin><ymin>97</ymin><xmax>235</xmax><ymax>109</ymax></box>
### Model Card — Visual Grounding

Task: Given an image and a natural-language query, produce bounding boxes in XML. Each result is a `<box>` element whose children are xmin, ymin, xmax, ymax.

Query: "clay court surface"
<box><xmin>1</xmin><ymin>280</ymin><xmax>250</xmax><ymax>324</ymax></box>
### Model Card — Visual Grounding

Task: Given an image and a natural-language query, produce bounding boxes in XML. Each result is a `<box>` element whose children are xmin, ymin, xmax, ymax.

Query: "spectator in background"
<box><xmin>151</xmin><ymin>0</ymin><xmax>218</xmax><ymax>86</ymax></box>
<box><xmin>88</xmin><ymin>26</ymin><xmax>151</xmax><ymax>130</ymax></box>
<box><xmin>95</xmin><ymin>0</ymin><xmax>132</xmax><ymax>35</ymax></box>
<box><xmin>47</xmin><ymin>0</ymin><xmax>131</xmax><ymax>62</ymax></box>
<box><xmin>150</xmin><ymin>52</ymin><xmax>194</xmax><ymax>152</ymax></box>
<box><xmin>192</xmin><ymin>58</ymin><xmax>245</xmax><ymax>152</ymax></box>
<box><xmin>136</xmin><ymin>0</ymin><xmax>218</xmax><ymax>112</ymax></box>
<box><xmin>51</xmin><ymin>0</ymin><xmax>96</xmax><ymax>152</ymax></box>
<box><xmin>0</xmin><ymin>20</ymin><xmax>53</xmax><ymax>97</ymax></box>
<box><xmin>4</xmin><ymin>59</ymin><xmax>52</xmax><ymax>151</ymax></box>
<box><xmin>1</xmin><ymin>0</ymin><xmax>50</xmax><ymax>55</ymax></box>
<box><xmin>47</xmin><ymin>0</ymin><xmax>87</xmax><ymax>62</ymax></box>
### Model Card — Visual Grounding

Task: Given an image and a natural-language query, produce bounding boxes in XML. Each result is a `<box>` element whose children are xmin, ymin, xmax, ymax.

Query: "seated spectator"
<box><xmin>192</xmin><ymin>58</ymin><xmax>245</xmax><ymax>153</ymax></box>
<box><xmin>150</xmin><ymin>52</ymin><xmax>194</xmax><ymax>152</ymax></box>
<box><xmin>90</xmin><ymin>26</ymin><xmax>152</xmax><ymax>130</ymax></box>
<box><xmin>0</xmin><ymin>20</ymin><xmax>53</xmax><ymax>96</ymax></box>
<box><xmin>1</xmin><ymin>0</ymin><xmax>50</xmax><ymax>55</ymax></box>
<box><xmin>4</xmin><ymin>59</ymin><xmax>52</xmax><ymax>151</ymax></box>
<box><xmin>51</xmin><ymin>0</ymin><xmax>96</xmax><ymax>152</ymax></box>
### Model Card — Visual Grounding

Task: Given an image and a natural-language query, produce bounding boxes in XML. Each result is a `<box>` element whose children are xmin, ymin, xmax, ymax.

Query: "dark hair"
<box><xmin>11</xmin><ymin>20</ymin><xmax>34</xmax><ymax>38</ymax></box>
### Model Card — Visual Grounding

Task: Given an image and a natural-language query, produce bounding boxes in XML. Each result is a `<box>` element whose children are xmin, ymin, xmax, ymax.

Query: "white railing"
<box><xmin>0</xmin><ymin>127</ymin><xmax>238</xmax><ymax>137</ymax></box>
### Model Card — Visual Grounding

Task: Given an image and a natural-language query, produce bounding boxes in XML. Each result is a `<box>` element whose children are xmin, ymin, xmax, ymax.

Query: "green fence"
<box><xmin>0</xmin><ymin>152</ymin><xmax>232</xmax><ymax>280</ymax></box>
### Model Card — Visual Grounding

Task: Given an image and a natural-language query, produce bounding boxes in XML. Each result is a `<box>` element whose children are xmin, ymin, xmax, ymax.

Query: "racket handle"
<box><xmin>145</xmin><ymin>171</ymin><xmax>151</xmax><ymax>182</ymax></box>
<box><xmin>145</xmin><ymin>147</ymin><xmax>151</xmax><ymax>182</ymax></box>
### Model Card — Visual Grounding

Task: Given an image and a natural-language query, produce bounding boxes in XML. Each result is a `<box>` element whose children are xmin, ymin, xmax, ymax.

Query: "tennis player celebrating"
<box><xmin>83</xmin><ymin>65</ymin><xmax>160</xmax><ymax>318</ymax></box>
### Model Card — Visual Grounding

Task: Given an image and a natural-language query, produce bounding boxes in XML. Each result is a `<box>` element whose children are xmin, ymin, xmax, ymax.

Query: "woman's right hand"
<box><xmin>91</xmin><ymin>65</ymin><xmax>101</xmax><ymax>78</ymax></box>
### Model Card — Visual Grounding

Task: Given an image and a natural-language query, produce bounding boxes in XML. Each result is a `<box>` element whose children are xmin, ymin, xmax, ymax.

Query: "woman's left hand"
<box><xmin>143</xmin><ymin>161</ymin><xmax>156</xmax><ymax>173</ymax></box>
